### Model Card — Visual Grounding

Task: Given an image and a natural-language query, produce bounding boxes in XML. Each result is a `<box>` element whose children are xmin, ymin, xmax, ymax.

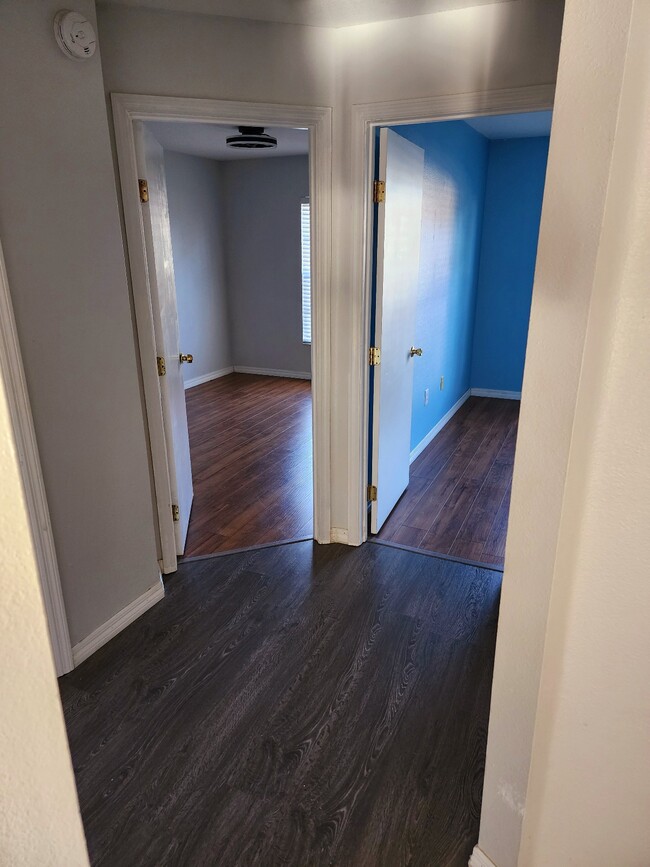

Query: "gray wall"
<box><xmin>163</xmin><ymin>153</ymin><xmax>311</xmax><ymax>379</ymax></box>
<box><xmin>222</xmin><ymin>156</ymin><xmax>311</xmax><ymax>375</ymax></box>
<box><xmin>164</xmin><ymin>151</ymin><xmax>233</xmax><ymax>384</ymax></box>
<box><xmin>0</xmin><ymin>0</ymin><xmax>160</xmax><ymax>645</ymax></box>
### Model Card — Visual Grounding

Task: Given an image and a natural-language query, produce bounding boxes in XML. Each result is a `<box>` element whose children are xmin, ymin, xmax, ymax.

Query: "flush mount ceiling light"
<box><xmin>226</xmin><ymin>127</ymin><xmax>278</xmax><ymax>150</ymax></box>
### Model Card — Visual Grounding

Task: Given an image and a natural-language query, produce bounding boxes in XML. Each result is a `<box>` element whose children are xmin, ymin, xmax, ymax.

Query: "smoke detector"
<box><xmin>226</xmin><ymin>127</ymin><xmax>278</xmax><ymax>150</ymax></box>
<box><xmin>54</xmin><ymin>10</ymin><xmax>97</xmax><ymax>61</ymax></box>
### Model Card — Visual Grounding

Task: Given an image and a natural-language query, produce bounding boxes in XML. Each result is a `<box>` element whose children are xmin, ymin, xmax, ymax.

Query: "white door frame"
<box><xmin>0</xmin><ymin>239</ymin><xmax>73</xmax><ymax>675</ymax></box>
<box><xmin>112</xmin><ymin>94</ymin><xmax>332</xmax><ymax>567</ymax></box>
<box><xmin>346</xmin><ymin>84</ymin><xmax>556</xmax><ymax>546</ymax></box>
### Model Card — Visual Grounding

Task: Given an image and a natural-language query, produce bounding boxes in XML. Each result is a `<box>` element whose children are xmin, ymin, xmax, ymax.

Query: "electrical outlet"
<box><xmin>440</xmin><ymin>376</ymin><xmax>444</xmax><ymax>390</ymax></box>
<box><xmin>424</xmin><ymin>388</ymin><xmax>429</xmax><ymax>406</ymax></box>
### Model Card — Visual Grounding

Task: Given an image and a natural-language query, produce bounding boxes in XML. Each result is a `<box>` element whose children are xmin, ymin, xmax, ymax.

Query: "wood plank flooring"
<box><xmin>60</xmin><ymin>540</ymin><xmax>500</xmax><ymax>867</ymax></box>
<box><xmin>375</xmin><ymin>397</ymin><xmax>519</xmax><ymax>568</ymax></box>
<box><xmin>183</xmin><ymin>373</ymin><xmax>313</xmax><ymax>557</ymax></box>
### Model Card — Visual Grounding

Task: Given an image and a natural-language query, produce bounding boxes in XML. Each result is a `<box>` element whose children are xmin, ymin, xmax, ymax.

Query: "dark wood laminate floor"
<box><xmin>375</xmin><ymin>397</ymin><xmax>519</xmax><ymax>569</ymax></box>
<box><xmin>60</xmin><ymin>541</ymin><xmax>500</xmax><ymax>867</ymax></box>
<box><xmin>183</xmin><ymin>373</ymin><xmax>313</xmax><ymax>557</ymax></box>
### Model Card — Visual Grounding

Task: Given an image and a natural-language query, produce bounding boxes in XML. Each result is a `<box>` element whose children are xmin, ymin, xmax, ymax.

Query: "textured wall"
<box><xmin>471</xmin><ymin>137</ymin><xmax>549</xmax><ymax>393</ymax></box>
<box><xmin>0</xmin><ymin>339</ymin><xmax>88</xmax><ymax>865</ymax></box>
<box><xmin>519</xmin><ymin>0</ymin><xmax>650</xmax><ymax>861</ymax></box>
<box><xmin>476</xmin><ymin>1</ymin><xmax>637</xmax><ymax>864</ymax></box>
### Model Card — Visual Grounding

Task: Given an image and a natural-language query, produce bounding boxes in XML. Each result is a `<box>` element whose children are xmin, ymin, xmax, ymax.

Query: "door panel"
<box><xmin>135</xmin><ymin>123</ymin><xmax>194</xmax><ymax>555</ymax></box>
<box><xmin>371</xmin><ymin>128</ymin><xmax>424</xmax><ymax>533</ymax></box>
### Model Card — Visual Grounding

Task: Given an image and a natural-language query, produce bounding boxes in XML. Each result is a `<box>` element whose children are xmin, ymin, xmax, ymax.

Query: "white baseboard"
<box><xmin>471</xmin><ymin>387</ymin><xmax>521</xmax><ymax>400</ymax></box>
<box><xmin>233</xmin><ymin>365</ymin><xmax>311</xmax><ymax>380</ymax></box>
<box><xmin>184</xmin><ymin>366</ymin><xmax>234</xmax><ymax>389</ymax></box>
<box><xmin>410</xmin><ymin>390</ymin><xmax>471</xmax><ymax>464</ymax></box>
<box><xmin>72</xmin><ymin>578</ymin><xmax>165</xmax><ymax>667</ymax></box>
<box><xmin>330</xmin><ymin>527</ymin><xmax>349</xmax><ymax>544</ymax></box>
<box><xmin>469</xmin><ymin>846</ymin><xmax>498</xmax><ymax>867</ymax></box>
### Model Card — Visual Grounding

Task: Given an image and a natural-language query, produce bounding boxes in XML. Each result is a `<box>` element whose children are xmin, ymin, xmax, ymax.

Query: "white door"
<box><xmin>135</xmin><ymin>123</ymin><xmax>194</xmax><ymax>556</ymax></box>
<box><xmin>370</xmin><ymin>128</ymin><xmax>424</xmax><ymax>533</ymax></box>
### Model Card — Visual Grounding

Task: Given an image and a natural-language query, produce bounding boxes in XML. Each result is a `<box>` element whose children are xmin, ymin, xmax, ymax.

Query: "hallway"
<box><xmin>60</xmin><ymin>541</ymin><xmax>500</xmax><ymax>866</ymax></box>
<box><xmin>183</xmin><ymin>373</ymin><xmax>313</xmax><ymax>557</ymax></box>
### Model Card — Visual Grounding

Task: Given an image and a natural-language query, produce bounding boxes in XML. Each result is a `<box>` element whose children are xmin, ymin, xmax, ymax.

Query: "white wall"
<box><xmin>475</xmin><ymin>1</ymin><xmax>638</xmax><ymax>865</ymax></box>
<box><xmin>97</xmin><ymin>6</ymin><xmax>336</xmax><ymax>106</ymax></box>
<box><xmin>333</xmin><ymin>0</ymin><xmax>564</xmax><ymax>105</ymax></box>
<box><xmin>163</xmin><ymin>151</ymin><xmax>233</xmax><ymax>384</ymax></box>
<box><xmin>0</xmin><ymin>0</ymin><xmax>160</xmax><ymax>647</ymax></box>
<box><xmin>222</xmin><ymin>156</ymin><xmax>311</xmax><ymax>375</ymax></box>
<box><xmin>0</xmin><ymin>355</ymin><xmax>89</xmax><ymax>864</ymax></box>
<box><xmin>519</xmin><ymin>1</ymin><xmax>650</xmax><ymax>862</ymax></box>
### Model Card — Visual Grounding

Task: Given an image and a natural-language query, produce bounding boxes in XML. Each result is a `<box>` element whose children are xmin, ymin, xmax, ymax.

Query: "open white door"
<box><xmin>135</xmin><ymin>123</ymin><xmax>194</xmax><ymax>557</ymax></box>
<box><xmin>370</xmin><ymin>128</ymin><xmax>424</xmax><ymax>534</ymax></box>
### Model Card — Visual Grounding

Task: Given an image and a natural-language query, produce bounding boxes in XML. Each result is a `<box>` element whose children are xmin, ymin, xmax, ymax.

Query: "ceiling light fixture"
<box><xmin>226</xmin><ymin>127</ymin><xmax>278</xmax><ymax>150</ymax></box>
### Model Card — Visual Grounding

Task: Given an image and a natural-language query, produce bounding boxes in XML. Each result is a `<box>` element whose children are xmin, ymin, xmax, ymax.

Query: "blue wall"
<box><xmin>391</xmin><ymin>122</ymin><xmax>489</xmax><ymax>452</ymax></box>
<box><xmin>471</xmin><ymin>137</ymin><xmax>549</xmax><ymax>392</ymax></box>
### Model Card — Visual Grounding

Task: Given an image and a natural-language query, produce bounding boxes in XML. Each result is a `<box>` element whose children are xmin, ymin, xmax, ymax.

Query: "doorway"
<box><xmin>144</xmin><ymin>121</ymin><xmax>313</xmax><ymax>557</ymax></box>
<box><xmin>367</xmin><ymin>110</ymin><xmax>553</xmax><ymax>569</ymax></box>
<box><xmin>112</xmin><ymin>95</ymin><xmax>332</xmax><ymax>572</ymax></box>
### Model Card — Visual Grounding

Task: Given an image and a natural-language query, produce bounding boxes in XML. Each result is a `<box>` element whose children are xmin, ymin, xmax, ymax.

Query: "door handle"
<box><xmin>409</xmin><ymin>347</ymin><xmax>423</xmax><ymax>357</ymax></box>
<box><xmin>179</xmin><ymin>353</ymin><xmax>194</xmax><ymax>363</ymax></box>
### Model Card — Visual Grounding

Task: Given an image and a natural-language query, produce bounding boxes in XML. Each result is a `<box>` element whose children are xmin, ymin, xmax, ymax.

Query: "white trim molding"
<box><xmin>72</xmin><ymin>578</ymin><xmax>164</xmax><ymax>667</ymax></box>
<box><xmin>469</xmin><ymin>845</ymin><xmax>498</xmax><ymax>867</ymax></box>
<box><xmin>471</xmin><ymin>388</ymin><xmax>521</xmax><ymax>400</ymax></box>
<box><xmin>410</xmin><ymin>389</ymin><xmax>470</xmax><ymax>464</ymax></box>
<box><xmin>330</xmin><ymin>528</ymin><xmax>350</xmax><ymax>544</ymax></box>
<box><xmin>111</xmin><ymin>94</ymin><xmax>332</xmax><ymax>551</ymax></box>
<box><xmin>347</xmin><ymin>84</ymin><xmax>555</xmax><ymax>546</ymax></box>
<box><xmin>0</xmin><ymin>240</ymin><xmax>73</xmax><ymax>675</ymax></box>
<box><xmin>184</xmin><ymin>366</ymin><xmax>234</xmax><ymax>389</ymax></box>
<box><xmin>233</xmin><ymin>366</ymin><xmax>311</xmax><ymax>380</ymax></box>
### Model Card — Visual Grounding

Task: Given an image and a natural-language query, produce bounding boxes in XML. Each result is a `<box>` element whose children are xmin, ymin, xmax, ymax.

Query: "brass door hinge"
<box><xmin>139</xmin><ymin>178</ymin><xmax>149</xmax><ymax>203</ymax></box>
<box><xmin>367</xmin><ymin>484</ymin><xmax>377</xmax><ymax>502</ymax></box>
<box><xmin>373</xmin><ymin>179</ymin><xmax>386</xmax><ymax>204</ymax></box>
<box><xmin>172</xmin><ymin>504</ymin><xmax>180</xmax><ymax>522</ymax></box>
<box><xmin>156</xmin><ymin>356</ymin><xmax>166</xmax><ymax>376</ymax></box>
<box><xmin>368</xmin><ymin>346</ymin><xmax>381</xmax><ymax>366</ymax></box>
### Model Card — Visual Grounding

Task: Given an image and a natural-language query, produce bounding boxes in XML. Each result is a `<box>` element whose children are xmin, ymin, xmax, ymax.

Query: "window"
<box><xmin>301</xmin><ymin>198</ymin><xmax>311</xmax><ymax>344</ymax></box>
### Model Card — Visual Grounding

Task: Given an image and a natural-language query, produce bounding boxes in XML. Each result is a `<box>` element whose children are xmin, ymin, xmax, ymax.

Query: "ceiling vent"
<box><xmin>226</xmin><ymin>127</ymin><xmax>278</xmax><ymax>150</ymax></box>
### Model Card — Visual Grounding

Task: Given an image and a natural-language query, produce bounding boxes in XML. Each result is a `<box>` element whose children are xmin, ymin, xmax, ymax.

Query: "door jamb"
<box><xmin>347</xmin><ymin>84</ymin><xmax>556</xmax><ymax>546</ymax></box>
<box><xmin>111</xmin><ymin>94</ymin><xmax>332</xmax><ymax>566</ymax></box>
<box><xmin>0</xmin><ymin>238</ymin><xmax>73</xmax><ymax>675</ymax></box>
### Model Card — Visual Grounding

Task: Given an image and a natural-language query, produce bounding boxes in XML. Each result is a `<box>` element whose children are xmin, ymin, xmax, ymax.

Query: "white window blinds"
<box><xmin>301</xmin><ymin>198</ymin><xmax>311</xmax><ymax>344</ymax></box>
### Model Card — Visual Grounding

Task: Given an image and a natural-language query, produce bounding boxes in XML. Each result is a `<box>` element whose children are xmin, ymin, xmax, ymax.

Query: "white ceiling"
<box><xmin>146</xmin><ymin>122</ymin><xmax>309</xmax><ymax>161</ymax></box>
<box><xmin>463</xmin><ymin>111</ymin><xmax>553</xmax><ymax>140</ymax></box>
<box><xmin>99</xmin><ymin>0</ymin><xmax>511</xmax><ymax>29</ymax></box>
